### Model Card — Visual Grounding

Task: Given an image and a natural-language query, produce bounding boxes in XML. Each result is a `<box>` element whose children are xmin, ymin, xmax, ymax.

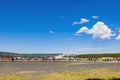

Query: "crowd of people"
<box><xmin>0</xmin><ymin>56</ymin><xmax>120</xmax><ymax>63</ymax></box>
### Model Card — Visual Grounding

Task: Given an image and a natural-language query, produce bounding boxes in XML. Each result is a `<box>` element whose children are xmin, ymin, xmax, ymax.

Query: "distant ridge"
<box><xmin>0</xmin><ymin>51</ymin><xmax>20</xmax><ymax>57</ymax></box>
<box><xmin>75</xmin><ymin>53</ymin><xmax>120</xmax><ymax>58</ymax></box>
<box><xmin>21</xmin><ymin>53</ymin><xmax>63</xmax><ymax>58</ymax></box>
<box><xmin>0</xmin><ymin>51</ymin><xmax>120</xmax><ymax>58</ymax></box>
<box><xmin>0</xmin><ymin>51</ymin><xmax>62</xmax><ymax>58</ymax></box>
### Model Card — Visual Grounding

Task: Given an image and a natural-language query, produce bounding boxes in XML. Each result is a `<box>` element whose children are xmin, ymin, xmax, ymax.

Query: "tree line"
<box><xmin>74</xmin><ymin>53</ymin><xmax>120</xmax><ymax>58</ymax></box>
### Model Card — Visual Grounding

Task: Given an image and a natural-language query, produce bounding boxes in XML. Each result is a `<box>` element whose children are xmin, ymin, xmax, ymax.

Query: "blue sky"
<box><xmin>0</xmin><ymin>0</ymin><xmax>120</xmax><ymax>54</ymax></box>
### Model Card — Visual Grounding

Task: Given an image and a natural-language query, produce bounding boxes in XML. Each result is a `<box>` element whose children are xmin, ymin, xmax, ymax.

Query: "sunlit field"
<box><xmin>0</xmin><ymin>62</ymin><xmax>120</xmax><ymax>80</ymax></box>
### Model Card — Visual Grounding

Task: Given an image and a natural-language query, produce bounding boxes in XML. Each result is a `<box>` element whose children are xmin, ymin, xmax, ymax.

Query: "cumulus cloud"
<box><xmin>115</xmin><ymin>29</ymin><xmax>120</xmax><ymax>40</ymax></box>
<box><xmin>116</xmin><ymin>34</ymin><xmax>120</xmax><ymax>40</ymax></box>
<box><xmin>49</xmin><ymin>31</ymin><xmax>55</xmax><ymax>34</ymax></box>
<box><xmin>73</xmin><ymin>18</ymin><xmax>89</xmax><ymax>25</ymax></box>
<box><xmin>92</xmin><ymin>16</ymin><xmax>100</xmax><ymax>19</ymax></box>
<box><xmin>75</xmin><ymin>21</ymin><xmax>116</xmax><ymax>40</ymax></box>
<box><xmin>87</xmin><ymin>21</ymin><xmax>116</xmax><ymax>39</ymax></box>
<box><xmin>76</xmin><ymin>27</ymin><xmax>88</xmax><ymax>34</ymax></box>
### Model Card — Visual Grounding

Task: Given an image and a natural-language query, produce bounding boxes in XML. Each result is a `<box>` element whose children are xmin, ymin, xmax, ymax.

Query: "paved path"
<box><xmin>0</xmin><ymin>62</ymin><xmax>120</xmax><ymax>73</ymax></box>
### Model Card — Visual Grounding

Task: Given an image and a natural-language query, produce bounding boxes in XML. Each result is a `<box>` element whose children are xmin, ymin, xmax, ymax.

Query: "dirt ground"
<box><xmin>0</xmin><ymin>61</ymin><xmax>120</xmax><ymax>73</ymax></box>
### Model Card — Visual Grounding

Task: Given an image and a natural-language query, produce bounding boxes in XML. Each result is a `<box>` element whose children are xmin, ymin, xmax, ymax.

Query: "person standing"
<box><xmin>12</xmin><ymin>57</ymin><xmax>14</xmax><ymax>62</ymax></box>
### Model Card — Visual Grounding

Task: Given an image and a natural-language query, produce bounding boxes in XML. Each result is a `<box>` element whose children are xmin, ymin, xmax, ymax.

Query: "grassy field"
<box><xmin>0</xmin><ymin>62</ymin><xmax>120</xmax><ymax>80</ymax></box>
<box><xmin>0</xmin><ymin>68</ymin><xmax>120</xmax><ymax>80</ymax></box>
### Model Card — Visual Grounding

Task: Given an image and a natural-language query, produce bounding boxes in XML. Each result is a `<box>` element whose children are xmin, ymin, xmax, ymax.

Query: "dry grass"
<box><xmin>0</xmin><ymin>68</ymin><xmax>120</xmax><ymax>80</ymax></box>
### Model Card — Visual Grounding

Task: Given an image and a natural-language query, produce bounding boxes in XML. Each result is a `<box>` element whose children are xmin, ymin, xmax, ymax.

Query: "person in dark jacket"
<box><xmin>12</xmin><ymin>57</ymin><xmax>14</xmax><ymax>62</ymax></box>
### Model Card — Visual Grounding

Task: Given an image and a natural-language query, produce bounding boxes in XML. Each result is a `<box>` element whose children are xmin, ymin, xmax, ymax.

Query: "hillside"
<box><xmin>21</xmin><ymin>53</ymin><xmax>62</xmax><ymax>58</ymax></box>
<box><xmin>0</xmin><ymin>52</ymin><xmax>62</xmax><ymax>58</ymax></box>
<box><xmin>75</xmin><ymin>53</ymin><xmax>120</xmax><ymax>58</ymax></box>
<box><xmin>0</xmin><ymin>52</ymin><xmax>20</xmax><ymax>57</ymax></box>
<box><xmin>0</xmin><ymin>51</ymin><xmax>120</xmax><ymax>58</ymax></box>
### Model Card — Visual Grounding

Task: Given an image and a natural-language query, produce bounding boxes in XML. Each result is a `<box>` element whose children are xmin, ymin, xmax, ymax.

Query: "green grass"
<box><xmin>0</xmin><ymin>68</ymin><xmax>120</xmax><ymax>80</ymax></box>
<box><xmin>75</xmin><ymin>53</ymin><xmax>120</xmax><ymax>58</ymax></box>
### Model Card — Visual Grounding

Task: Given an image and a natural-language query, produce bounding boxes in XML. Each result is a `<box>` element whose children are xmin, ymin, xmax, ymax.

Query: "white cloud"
<box><xmin>75</xmin><ymin>21</ymin><xmax>116</xmax><ymax>40</ymax></box>
<box><xmin>49</xmin><ymin>31</ymin><xmax>55</xmax><ymax>34</ymax></box>
<box><xmin>73</xmin><ymin>18</ymin><xmax>89</xmax><ymax>25</ymax></box>
<box><xmin>80</xmin><ymin>18</ymin><xmax>89</xmax><ymax>23</ymax></box>
<box><xmin>116</xmin><ymin>34</ymin><xmax>120</xmax><ymax>40</ymax></box>
<box><xmin>87</xmin><ymin>21</ymin><xmax>116</xmax><ymax>39</ymax></box>
<box><xmin>92</xmin><ymin>16</ymin><xmax>100</xmax><ymax>19</ymax></box>
<box><xmin>76</xmin><ymin>27</ymin><xmax>88</xmax><ymax>34</ymax></box>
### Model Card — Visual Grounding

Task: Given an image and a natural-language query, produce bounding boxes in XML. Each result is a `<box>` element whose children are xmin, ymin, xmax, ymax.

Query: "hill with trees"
<box><xmin>0</xmin><ymin>51</ymin><xmax>62</xmax><ymax>58</ymax></box>
<box><xmin>74</xmin><ymin>53</ymin><xmax>120</xmax><ymax>58</ymax></box>
<box><xmin>0</xmin><ymin>51</ymin><xmax>120</xmax><ymax>58</ymax></box>
<box><xmin>0</xmin><ymin>52</ymin><xmax>20</xmax><ymax>57</ymax></box>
